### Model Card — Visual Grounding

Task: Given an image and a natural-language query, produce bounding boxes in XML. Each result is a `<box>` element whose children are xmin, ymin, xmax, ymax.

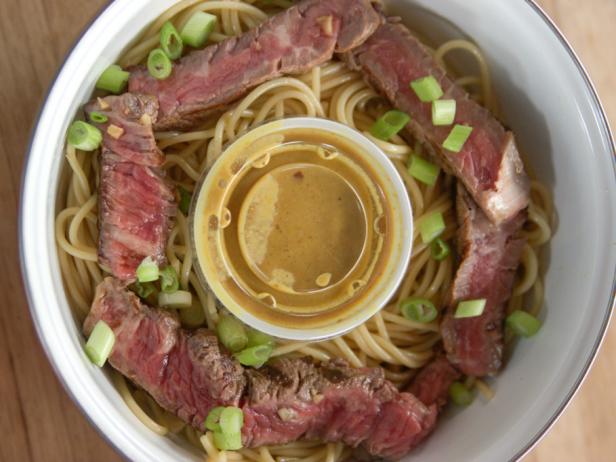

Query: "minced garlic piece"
<box><xmin>277</xmin><ymin>408</ymin><xmax>297</xmax><ymax>422</ymax></box>
<box><xmin>107</xmin><ymin>124</ymin><xmax>124</xmax><ymax>139</ymax></box>
<box><xmin>139</xmin><ymin>113</ymin><xmax>152</xmax><ymax>126</ymax></box>
<box><xmin>97</xmin><ymin>97</ymin><xmax>110</xmax><ymax>110</ymax></box>
<box><xmin>317</xmin><ymin>16</ymin><xmax>334</xmax><ymax>36</ymax></box>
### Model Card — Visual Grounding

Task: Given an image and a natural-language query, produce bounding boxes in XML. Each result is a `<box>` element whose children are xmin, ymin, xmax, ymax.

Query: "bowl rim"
<box><xmin>18</xmin><ymin>0</ymin><xmax>616</xmax><ymax>461</ymax></box>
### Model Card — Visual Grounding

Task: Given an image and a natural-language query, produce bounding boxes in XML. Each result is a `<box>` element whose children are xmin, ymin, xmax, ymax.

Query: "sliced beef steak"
<box><xmin>85</xmin><ymin>93</ymin><xmax>162</xmax><ymax>167</ymax></box>
<box><xmin>242</xmin><ymin>357</ymin><xmax>437</xmax><ymax>460</ymax></box>
<box><xmin>85</xmin><ymin>280</ymin><xmax>437</xmax><ymax>460</ymax></box>
<box><xmin>84</xmin><ymin>278</ymin><xmax>245</xmax><ymax>427</ymax></box>
<box><xmin>343</xmin><ymin>19</ymin><xmax>530</xmax><ymax>224</ymax></box>
<box><xmin>129</xmin><ymin>0</ymin><xmax>382</xmax><ymax>131</ymax></box>
<box><xmin>440</xmin><ymin>183</ymin><xmax>526</xmax><ymax>377</ymax></box>
<box><xmin>408</xmin><ymin>355</ymin><xmax>461</xmax><ymax>408</ymax></box>
<box><xmin>85</xmin><ymin>94</ymin><xmax>176</xmax><ymax>281</ymax></box>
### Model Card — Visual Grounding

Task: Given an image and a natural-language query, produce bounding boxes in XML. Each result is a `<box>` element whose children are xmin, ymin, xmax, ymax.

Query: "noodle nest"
<box><xmin>55</xmin><ymin>1</ymin><xmax>553</xmax><ymax>461</ymax></box>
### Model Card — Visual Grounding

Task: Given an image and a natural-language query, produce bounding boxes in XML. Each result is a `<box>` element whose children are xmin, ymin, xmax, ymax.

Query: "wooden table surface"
<box><xmin>2</xmin><ymin>1</ymin><xmax>614</xmax><ymax>461</ymax></box>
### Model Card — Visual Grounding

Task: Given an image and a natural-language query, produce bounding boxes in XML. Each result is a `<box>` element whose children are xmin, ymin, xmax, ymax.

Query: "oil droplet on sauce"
<box><xmin>316</xmin><ymin>273</ymin><xmax>332</xmax><ymax>287</ymax></box>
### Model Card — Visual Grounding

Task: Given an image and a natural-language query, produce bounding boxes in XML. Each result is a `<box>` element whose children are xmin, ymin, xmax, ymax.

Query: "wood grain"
<box><xmin>2</xmin><ymin>1</ymin><xmax>614</xmax><ymax>461</ymax></box>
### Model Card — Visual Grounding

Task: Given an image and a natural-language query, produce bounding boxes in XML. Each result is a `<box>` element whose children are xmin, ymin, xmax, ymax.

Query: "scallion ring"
<box><xmin>370</xmin><ymin>110</ymin><xmax>410</xmax><ymax>141</ymax></box>
<box><xmin>95</xmin><ymin>64</ymin><xmax>130</xmax><ymax>94</ymax></box>
<box><xmin>158</xmin><ymin>290</ymin><xmax>192</xmax><ymax>308</ymax></box>
<box><xmin>136</xmin><ymin>256</ymin><xmax>159</xmax><ymax>282</ymax></box>
<box><xmin>431</xmin><ymin>238</ymin><xmax>450</xmax><ymax>261</ymax></box>
<box><xmin>160</xmin><ymin>266</ymin><xmax>180</xmax><ymax>294</ymax></box>
<box><xmin>410</xmin><ymin>75</ymin><xmax>443</xmax><ymax>102</ymax></box>
<box><xmin>443</xmin><ymin>124</ymin><xmax>473</xmax><ymax>153</ymax></box>
<box><xmin>89</xmin><ymin>112</ymin><xmax>109</xmax><ymax>124</ymax></box>
<box><xmin>454</xmin><ymin>299</ymin><xmax>486</xmax><ymax>319</ymax></box>
<box><xmin>148</xmin><ymin>48</ymin><xmax>173</xmax><ymax>80</ymax></box>
<box><xmin>160</xmin><ymin>21</ymin><xmax>183</xmax><ymax>60</ymax></box>
<box><xmin>506</xmin><ymin>310</ymin><xmax>541</xmax><ymax>337</ymax></box>
<box><xmin>205</xmin><ymin>406</ymin><xmax>225</xmax><ymax>432</ymax></box>
<box><xmin>449</xmin><ymin>382</ymin><xmax>474</xmax><ymax>406</ymax></box>
<box><xmin>85</xmin><ymin>320</ymin><xmax>115</xmax><ymax>367</ymax></box>
<box><xmin>235</xmin><ymin>345</ymin><xmax>273</xmax><ymax>368</ymax></box>
<box><xmin>400</xmin><ymin>297</ymin><xmax>438</xmax><ymax>323</ymax></box>
<box><xmin>417</xmin><ymin>211</ymin><xmax>445</xmax><ymax>244</ymax></box>
<box><xmin>67</xmin><ymin>121</ymin><xmax>102</xmax><ymax>151</ymax></box>
<box><xmin>217</xmin><ymin>315</ymin><xmax>248</xmax><ymax>352</ymax></box>
<box><xmin>407</xmin><ymin>155</ymin><xmax>440</xmax><ymax>186</ymax></box>
<box><xmin>181</xmin><ymin>11</ymin><xmax>217</xmax><ymax>48</ymax></box>
<box><xmin>432</xmin><ymin>99</ymin><xmax>456</xmax><ymax>126</ymax></box>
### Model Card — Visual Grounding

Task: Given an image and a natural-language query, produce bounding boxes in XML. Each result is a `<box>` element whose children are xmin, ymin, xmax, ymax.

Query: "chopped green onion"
<box><xmin>148</xmin><ymin>48</ymin><xmax>173</xmax><ymax>80</ymax></box>
<box><xmin>158</xmin><ymin>290</ymin><xmax>192</xmax><ymax>308</ymax></box>
<box><xmin>205</xmin><ymin>406</ymin><xmax>225</xmax><ymax>432</ymax></box>
<box><xmin>431</xmin><ymin>238</ymin><xmax>450</xmax><ymax>261</ymax></box>
<box><xmin>246</xmin><ymin>328</ymin><xmax>275</xmax><ymax>349</ymax></box>
<box><xmin>206</xmin><ymin>406</ymin><xmax>244</xmax><ymax>448</ymax></box>
<box><xmin>181</xmin><ymin>11</ymin><xmax>217</xmax><ymax>48</ymax></box>
<box><xmin>418</xmin><ymin>211</ymin><xmax>445</xmax><ymax>243</ymax></box>
<box><xmin>407</xmin><ymin>155</ymin><xmax>440</xmax><ymax>186</ymax></box>
<box><xmin>400</xmin><ymin>297</ymin><xmax>437</xmax><ymax>323</ymax></box>
<box><xmin>178</xmin><ymin>186</ymin><xmax>192</xmax><ymax>216</ymax></box>
<box><xmin>506</xmin><ymin>310</ymin><xmax>542</xmax><ymax>337</ymax></box>
<box><xmin>213</xmin><ymin>430</ymin><xmax>242</xmax><ymax>451</ymax></box>
<box><xmin>89</xmin><ymin>111</ymin><xmax>109</xmax><ymax>124</ymax></box>
<box><xmin>370</xmin><ymin>110</ymin><xmax>410</xmax><ymax>141</ymax></box>
<box><xmin>454</xmin><ymin>299</ymin><xmax>486</xmax><ymax>319</ymax></box>
<box><xmin>160</xmin><ymin>266</ymin><xmax>180</xmax><ymax>293</ymax></box>
<box><xmin>96</xmin><ymin>64</ymin><xmax>130</xmax><ymax>94</ymax></box>
<box><xmin>235</xmin><ymin>345</ymin><xmax>273</xmax><ymax>368</ymax></box>
<box><xmin>160</xmin><ymin>21</ymin><xmax>183</xmax><ymax>60</ymax></box>
<box><xmin>217</xmin><ymin>315</ymin><xmax>248</xmax><ymax>352</ymax></box>
<box><xmin>443</xmin><ymin>124</ymin><xmax>473</xmax><ymax>153</ymax></box>
<box><xmin>449</xmin><ymin>382</ymin><xmax>474</xmax><ymax>406</ymax></box>
<box><xmin>220</xmin><ymin>407</ymin><xmax>244</xmax><ymax>435</ymax></box>
<box><xmin>85</xmin><ymin>320</ymin><xmax>115</xmax><ymax>367</ymax></box>
<box><xmin>432</xmin><ymin>99</ymin><xmax>456</xmax><ymax>126</ymax></box>
<box><xmin>410</xmin><ymin>76</ymin><xmax>443</xmax><ymax>102</ymax></box>
<box><xmin>136</xmin><ymin>256</ymin><xmax>159</xmax><ymax>282</ymax></box>
<box><xmin>134</xmin><ymin>281</ymin><xmax>155</xmax><ymax>299</ymax></box>
<box><xmin>180</xmin><ymin>301</ymin><xmax>206</xmax><ymax>328</ymax></box>
<box><xmin>67</xmin><ymin>121</ymin><xmax>102</xmax><ymax>151</ymax></box>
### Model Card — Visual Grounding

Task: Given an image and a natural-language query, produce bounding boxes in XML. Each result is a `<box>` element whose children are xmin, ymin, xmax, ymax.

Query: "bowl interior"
<box><xmin>20</xmin><ymin>1</ymin><xmax>615</xmax><ymax>461</ymax></box>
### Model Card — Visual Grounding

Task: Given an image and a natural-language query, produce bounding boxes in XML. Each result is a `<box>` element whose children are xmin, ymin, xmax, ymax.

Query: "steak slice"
<box><xmin>242</xmin><ymin>357</ymin><xmax>437</xmax><ymax>460</ymax></box>
<box><xmin>440</xmin><ymin>183</ymin><xmax>526</xmax><ymax>377</ymax></box>
<box><xmin>85</xmin><ymin>93</ymin><xmax>162</xmax><ymax>167</ymax></box>
<box><xmin>85</xmin><ymin>280</ymin><xmax>437</xmax><ymax>459</ymax></box>
<box><xmin>408</xmin><ymin>355</ymin><xmax>461</xmax><ymax>408</ymax></box>
<box><xmin>343</xmin><ymin>19</ymin><xmax>530</xmax><ymax>224</ymax></box>
<box><xmin>128</xmin><ymin>0</ymin><xmax>382</xmax><ymax>131</ymax></box>
<box><xmin>83</xmin><ymin>278</ymin><xmax>245</xmax><ymax>427</ymax></box>
<box><xmin>85</xmin><ymin>94</ymin><xmax>176</xmax><ymax>281</ymax></box>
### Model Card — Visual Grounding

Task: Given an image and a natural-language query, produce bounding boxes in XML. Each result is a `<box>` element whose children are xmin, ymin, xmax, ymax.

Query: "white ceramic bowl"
<box><xmin>19</xmin><ymin>1</ymin><xmax>616</xmax><ymax>461</ymax></box>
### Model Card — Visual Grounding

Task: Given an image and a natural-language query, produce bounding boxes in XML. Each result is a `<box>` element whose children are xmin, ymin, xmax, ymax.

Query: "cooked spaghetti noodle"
<box><xmin>55</xmin><ymin>1</ymin><xmax>553</xmax><ymax>460</ymax></box>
